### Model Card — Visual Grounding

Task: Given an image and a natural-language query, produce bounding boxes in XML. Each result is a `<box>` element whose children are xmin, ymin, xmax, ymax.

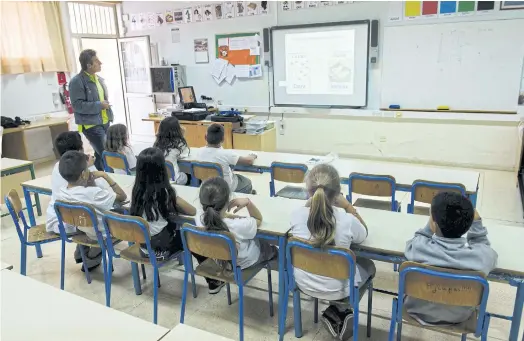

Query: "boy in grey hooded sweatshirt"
<box><xmin>404</xmin><ymin>192</ymin><xmax>498</xmax><ymax>325</ymax></box>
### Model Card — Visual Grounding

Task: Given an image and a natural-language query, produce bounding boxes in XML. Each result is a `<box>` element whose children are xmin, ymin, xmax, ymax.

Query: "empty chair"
<box><xmin>347</xmin><ymin>173</ymin><xmax>400</xmax><ymax>212</ymax></box>
<box><xmin>408</xmin><ymin>180</ymin><xmax>466</xmax><ymax>215</ymax></box>
<box><xmin>102</xmin><ymin>150</ymin><xmax>131</xmax><ymax>175</ymax></box>
<box><xmin>179</xmin><ymin>224</ymin><xmax>274</xmax><ymax>341</ymax></box>
<box><xmin>269</xmin><ymin>162</ymin><xmax>309</xmax><ymax>200</ymax></box>
<box><xmin>4</xmin><ymin>189</ymin><xmax>59</xmax><ymax>276</ymax></box>
<box><xmin>190</xmin><ymin>161</ymin><xmax>223</xmax><ymax>187</ymax></box>
<box><xmin>389</xmin><ymin>261</ymin><xmax>491</xmax><ymax>341</ymax></box>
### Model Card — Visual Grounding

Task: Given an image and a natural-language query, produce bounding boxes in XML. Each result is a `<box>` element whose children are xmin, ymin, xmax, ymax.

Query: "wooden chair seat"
<box><xmin>119</xmin><ymin>244</ymin><xmax>181</xmax><ymax>265</ymax></box>
<box><xmin>275</xmin><ymin>186</ymin><xmax>309</xmax><ymax>200</ymax></box>
<box><xmin>27</xmin><ymin>225</ymin><xmax>61</xmax><ymax>243</ymax></box>
<box><xmin>195</xmin><ymin>258</ymin><xmax>271</xmax><ymax>284</ymax></box>
<box><xmin>402</xmin><ymin>305</ymin><xmax>478</xmax><ymax>334</ymax></box>
<box><xmin>412</xmin><ymin>206</ymin><xmax>431</xmax><ymax>216</ymax></box>
<box><xmin>71</xmin><ymin>234</ymin><xmax>118</xmax><ymax>247</ymax></box>
<box><xmin>353</xmin><ymin>198</ymin><xmax>399</xmax><ymax>211</ymax></box>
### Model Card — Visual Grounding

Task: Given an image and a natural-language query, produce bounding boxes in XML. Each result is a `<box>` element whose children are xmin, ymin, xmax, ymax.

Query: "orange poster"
<box><xmin>215</xmin><ymin>33</ymin><xmax>260</xmax><ymax>66</ymax></box>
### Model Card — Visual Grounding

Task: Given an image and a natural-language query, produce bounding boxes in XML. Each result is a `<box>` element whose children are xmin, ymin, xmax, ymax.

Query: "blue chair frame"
<box><xmin>102</xmin><ymin>212</ymin><xmax>196</xmax><ymax>323</ymax></box>
<box><xmin>54</xmin><ymin>201</ymin><xmax>109</xmax><ymax>291</ymax></box>
<box><xmin>347</xmin><ymin>173</ymin><xmax>400</xmax><ymax>212</ymax></box>
<box><xmin>165</xmin><ymin>161</ymin><xmax>176</xmax><ymax>182</ymax></box>
<box><xmin>282</xmin><ymin>239</ymin><xmax>373</xmax><ymax>341</ymax></box>
<box><xmin>179</xmin><ymin>225</ymin><xmax>274</xmax><ymax>341</ymax></box>
<box><xmin>389</xmin><ymin>265</ymin><xmax>491</xmax><ymax>341</ymax></box>
<box><xmin>4</xmin><ymin>190</ymin><xmax>58</xmax><ymax>276</ymax></box>
<box><xmin>189</xmin><ymin>161</ymin><xmax>224</xmax><ymax>187</ymax></box>
<box><xmin>102</xmin><ymin>151</ymin><xmax>131</xmax><ymax>175</ymax></box>
<box><xmin>408</xmin><ymin>180</ymin><xmax>466</xmax><ymax>214</ymax></box>
<box><xmin>269</xmin><ymin>162</ymin><xmax>308</xmax><ymax>198</ymax></box>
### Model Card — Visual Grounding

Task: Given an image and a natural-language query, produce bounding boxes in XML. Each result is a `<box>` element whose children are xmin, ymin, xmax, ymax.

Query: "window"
<box><xmin>0</xmin><ymin>1</ymin><xmax>70</xmax><ymax>74</ymax></box>
<box><xmin>68</xmin><ymin>2</ymin><xmax>116</xmax><ymax>36</ymax></box>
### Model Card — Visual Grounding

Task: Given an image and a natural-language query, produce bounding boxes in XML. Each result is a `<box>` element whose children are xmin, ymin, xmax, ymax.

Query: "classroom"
<box><xmin>1</xmin><ymin>1</ymin><xmax>524</xmax><ymax>341</ymax></box>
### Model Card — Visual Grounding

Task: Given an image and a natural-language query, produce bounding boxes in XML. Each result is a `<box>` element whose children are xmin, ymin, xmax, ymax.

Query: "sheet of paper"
<box><xmin>225</xmin><ymin>64</ymin><xmax>236</xmax><ymax>84</ymax></box>
<box><xmin>171</xmin><ymin>27</ymin><xmax>180</xmax><ymax>43</ymax></box>
<box><xmin>249</xmin><ymin>64</ymin><xmax>262</xmax><ymax>78</ymax></box>
<box><xmin>249</xmin><ymin>35</ymin><xmax>260</xmax><ymax>48</ymax></box>
<box><xmin>210</xmin><ymin>58</ymin><xmax>228</xmax><ymax>79</ymax></box>
<box><xmin>213</xmin><ymin>71</ymin><xmax>226</xmax><ymax>85</ymax></box>
<box><xmin>183</xmin><ymin>108</ymin><xmax>207</xmax><ymax>113</ymax></box>
<box><xmin>249</xmin><ymin>46</ymin><xmax>260</xmax><ymax>56</ymax></box>
<box><xmin>235</xmin><ymin>65</ymin><xmax>250</xmax><ymax>78</ymax></box>
<box><xmin>218</xmin><ymin>38</ymin><xmax>229</xmax><ymax>47</ymax></box>
<box><xmin>229</xmin><ymin>37</ymin><xmax>250</xmax><ymax>50</ymax></box>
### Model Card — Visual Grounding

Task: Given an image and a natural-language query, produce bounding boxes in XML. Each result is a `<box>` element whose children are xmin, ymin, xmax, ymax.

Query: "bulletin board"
<box><xmin>215</xmin><ymin>32</ymin><xmax>260</xmax><ymax>66</ymax></box>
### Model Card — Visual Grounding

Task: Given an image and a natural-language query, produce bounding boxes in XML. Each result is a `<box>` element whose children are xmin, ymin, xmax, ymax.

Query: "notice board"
<box><xmin>215</xmin><ymin>32</ymin><xmax>260</xmax><ymax>66</ymax></box>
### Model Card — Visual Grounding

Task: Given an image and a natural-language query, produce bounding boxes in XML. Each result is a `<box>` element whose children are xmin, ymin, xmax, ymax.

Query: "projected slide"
<box><xmin>284</xmin><ymin>30</ymin><xmax>355</xmax><ymax>95</ymax></box>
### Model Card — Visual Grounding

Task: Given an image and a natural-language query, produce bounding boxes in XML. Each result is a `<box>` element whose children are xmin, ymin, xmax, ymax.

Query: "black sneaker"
<box><xmin>208</xmin><ymin>280</ymin><xmax>226</xmax><ymax>294</ymax></box>
<box><xmin>321</xmin><ymin>305</ymin><xmax>343</xmax><ymax>337</ymax></box>
<box><xmin>81</xmin><ymin>263</ymin><xmax>101</xmax><ymax>272</ymax></box>
<box><xmin>338</xmin><ymin>309</ymin><xmax>354</xmax><ymax>341</ymax></box>
<box><xmin>251</xmin><ymin>189</ymin><xmax>257</xmax><ymax>195</ymax></box>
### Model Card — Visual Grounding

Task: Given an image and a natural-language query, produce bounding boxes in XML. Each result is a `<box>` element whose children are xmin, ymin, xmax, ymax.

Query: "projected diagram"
<box><xmin>287</xmin><ymin>53</ymin><xmax>311</xmax><ymax>93</ymax></box>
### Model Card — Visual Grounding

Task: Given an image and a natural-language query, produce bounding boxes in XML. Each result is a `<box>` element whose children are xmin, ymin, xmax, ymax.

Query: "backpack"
<box><xmin>1</xmin><ymin>116</ymin><xmax>30</xmax><ymax>129</ymax></box>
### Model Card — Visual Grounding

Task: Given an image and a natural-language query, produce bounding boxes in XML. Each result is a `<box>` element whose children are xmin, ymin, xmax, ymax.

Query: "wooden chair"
<box><xmin>269</xmin><ymin>162</ymin><xmax>309</xmax><ymax>200</ymax></box>
<box><xmin>166</xmin><ymin>161</ymin><xmax>176</xmax><ymax>181</ymax></box>
<box><xmin>408</xmin><ymin>180</ymin><xmax>466</xmax><ymax>215</ymax></box>
<box><xmin>190</xmin><ymin>161</ymin><xmax>223</xmax><ymax>187</ymax></box>
<box><xmin>102</xmin><ymin>212</ymin><xmax>196</xmax><ymax>324</ymax></box>
<box><xmin>347</xmin><ymin>173</ymin><xmax>400</xmax><ymax>212</ymax></box>
<box><xmin>102</xmin><ymin>150</ymin><xmax>131</xmax><ymax>175</ymax></box>
<box><xmin>179</xmin><ymin>224</ymin><xmax>275</xmax><ymax>341</ymax></box>
<box><xmin>389</xmin><ymin>261</ymin><xmax>491</xmax><ymax>341</ymax></box>
<box><xmin>281</xmin><ymin>237</ymin><xmax>374</xmax><ymax>341</ymax></box>
<box><xmin>54</xmin><ymin>200</ymin><xmax>114</xmax><ymax>292</ymax></box>
<box><xmin>4</xmin><ymin>189</ymin><xmax>60</xmax><ymax>276</ymax></box>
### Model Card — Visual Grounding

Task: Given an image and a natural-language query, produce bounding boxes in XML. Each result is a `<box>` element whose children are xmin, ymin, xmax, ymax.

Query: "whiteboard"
<box><xmin>380</xmin><ymin>19</ymin><xmax>524</xmax><ymax>111</ymax></box>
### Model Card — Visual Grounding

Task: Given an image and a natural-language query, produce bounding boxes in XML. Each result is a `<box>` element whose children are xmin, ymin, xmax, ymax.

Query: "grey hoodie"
<box><xmin>404</xmin><ymin>219</ymin><xmax>498</xmax><ymax>325</ymax></box>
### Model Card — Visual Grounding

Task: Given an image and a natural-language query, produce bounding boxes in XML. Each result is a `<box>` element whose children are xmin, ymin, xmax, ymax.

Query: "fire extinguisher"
<box><xmin>60</xmin><ymin>83</ymin><xmax>73</xmax><ymax>114</ymax></box>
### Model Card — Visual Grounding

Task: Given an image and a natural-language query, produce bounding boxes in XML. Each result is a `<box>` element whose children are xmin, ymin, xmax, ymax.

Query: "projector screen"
<box><xmin>271</xmin><ymin>21</ymin><xmax>370</xmax><ymax>107</ymax></box>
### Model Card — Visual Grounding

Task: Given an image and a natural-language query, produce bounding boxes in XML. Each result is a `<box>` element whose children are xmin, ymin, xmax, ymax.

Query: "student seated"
<box><xmin>404</xmin><ymin>192</ymin><xmax>498</xmax><ymax>326</ymax></box>
<box><xmin>104</xmin><ymin>123</ymin><xmax>136</xmax><ymax>174</ymax></box>
<box><xmin>290</xmin><ymin>164</ymin><xmax>375</xmax><ymax>341</ymax></box>
<box><xmin>56</xmin><ymin>151</ymin><xmax>127</xmax><ymax>269</ymax></box>
<box><xmin>197</xmin><ymin>124</ymin><xmax>257</xmax><ymax>194</ymax></box>
<box><xmin>153</xmin><ymin>116</ymin><xmax>191</xmax><ymax>185</ymax></box>
<box><xmin>46</xmin><ymin>132</ymin><xmax>111</xmax><ymax>269</ymax></box>
<box><xmin>195</xmin><ymin>177</ymin><xmax>277</xmax><ymax>270</ymax></box>
<box><xmin>130</xmin><ymin>147</ymin><xmax>224</xmax><ymax>294</ymax></box>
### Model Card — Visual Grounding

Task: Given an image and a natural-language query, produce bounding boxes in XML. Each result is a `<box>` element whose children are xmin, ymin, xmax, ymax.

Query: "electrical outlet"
<box><xmin>280</xmin><ymin>119</ymin><xmax>285</xmax><ymax>135</ymax></box>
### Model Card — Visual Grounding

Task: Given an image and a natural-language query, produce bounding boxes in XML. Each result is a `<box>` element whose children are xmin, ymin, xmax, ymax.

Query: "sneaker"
<box><xmin>321</xmin><ymin>305</ymin><xmax>343</xmax><ymax>338</ymax></box>
<box><xmin>338</xmin><ymin>310</ymin><xmax>354</xmax><ymax>341</ymax></box>
<box><xmin>81</xmin><ymin>263</ymin><xmax>101</xmax><ymax>273</ymax></box>
<box><xmin>208</xmin><ymin>280</ymin><xmax>226</xmax><ymax>294</ymax></box>
<box><xmin>140</xmin><ymin>247</ymin><xmax>171</xmax><ymax>261</ymax></box>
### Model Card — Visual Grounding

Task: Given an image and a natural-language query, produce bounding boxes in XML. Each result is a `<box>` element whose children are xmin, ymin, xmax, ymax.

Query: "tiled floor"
<box><xmin>1</xmin><ymin>159</ymin><xmax>523</xmax><ymax>340</ymax></box>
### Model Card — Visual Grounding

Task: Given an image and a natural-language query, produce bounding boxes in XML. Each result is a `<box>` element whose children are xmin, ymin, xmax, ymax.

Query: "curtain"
<box><xmin>1</xmin><ymin>1</ymin><xmax>70</xmax><ymax>74</ymax></box>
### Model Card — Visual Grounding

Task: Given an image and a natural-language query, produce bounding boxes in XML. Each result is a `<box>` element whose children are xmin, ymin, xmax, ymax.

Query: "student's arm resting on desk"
<box><xmin>176</xmin><ymin>196</ymin><xmax>196</xmax><ymax>216</ymax></box>
<box><xmin>92</xmin><ymin>172</ymin><xmax>127</xmax><ymax>202</ymax></box>
<box><xmin>237</xmin><ymin>153</ymin><xmax>257</xmax><ymax>166</ymax></box>
<box><xmin>334</xmin><ymin>194</ymin><xmax>368</xmax><ymax>233</ymax></box>
<box><xmin>466</xmin><ymin>211</ymin><xmax>498</xmax><ymax>270</ymax></box>
<box><xmin>228</xmin><ymin>198</ymin><xmax>263</xmax><ymax>227</ymax></box>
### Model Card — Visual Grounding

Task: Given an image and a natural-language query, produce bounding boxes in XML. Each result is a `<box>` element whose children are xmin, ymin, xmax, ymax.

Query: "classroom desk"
<box><xmin>1</xmin><ymin>270</ymin><xmax>169</xmax><ymax>341</ymax></box>
<box><xmin>162</xmin><ymin>324</ymin><xmax>234</xmax><ymax>341</ymax></box>
<box><xmin>1</xmin><ymin>117</ymin><xmax>70</xmax><ymax>162</ymax></box>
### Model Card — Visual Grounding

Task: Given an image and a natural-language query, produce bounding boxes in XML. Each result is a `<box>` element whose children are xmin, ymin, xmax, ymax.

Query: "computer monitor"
<box><xmin>178</xmin><ymin>86</ymin><xmax>196</xmax><ymax>104</ymax></box>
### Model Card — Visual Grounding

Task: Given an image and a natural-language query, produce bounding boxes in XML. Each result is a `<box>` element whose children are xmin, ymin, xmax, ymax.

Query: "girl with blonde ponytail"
<box><xmin>290</xmin><ymin>164</ymin><xmax>376</xmax><ymax>340</ymax></box>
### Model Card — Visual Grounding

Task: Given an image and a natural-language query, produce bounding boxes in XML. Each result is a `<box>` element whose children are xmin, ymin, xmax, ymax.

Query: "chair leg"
<box><xmin>35</xmin><ymin>244</ymin><xmax>43</xmax><ymax>258</ymax></box>
<box><xmin>313</xmin><ymin>298</ymin><xmax>318</xmax><ymax>324</ymax></box>
<box><xmin>239</xmin><ymin>284</ymin><xmax>245</xmax><ymax>341</ymax></box>
<box><xmin>396</xmin><ymin>321</ymin><xmax>403</xmax><ymax>341</ymax></box>
<box><xmin>20</xmin><ymin>242</ymin><xmax>27</xmax><ymax>276</ymax></box>
<box><xmin>100</xmin><ymin>250</ymin><xmax>109</xmax><ymax>307</ymax></box>
<box><xmin>367</xmin><ymin>280</ymin><xmax>374</xmax><ymax>337</ymax></box>
<box><xmin>141</xmin><ymin>264</ymin><xmax>147</xmax><ymax>280</ymax></box>
<box><xmin>78</xmin><ymin>245</ymin><xmax>92</xmax><ymax>284</ymax></box>
<box><xmin>60</xmin><ymin>240</ymin><xmax>66</xmax><ymax>290</ymax></box>
<box><xmin>106</xmin><ymin>257</ymin><xmax>113</xmax><ymax>307</ymax></box>
<box><xmin>226</xmin><ymin>283</ymin><xmax>232</xmax><ymax>305</ymax></box>
<box><xmin>178</xmin><ymin>253</ymin><xmax>184</xmax><ymax>266</ymax></box>
<box><xmin>393</xmin><ymin>264</ymin><xmax>398</xmax><ymax>272</ymax></box>
<box><xmin>180</xmin><ymin>262</ymin><xmax>189</xmax><ymax>323</ymax></box>
<box><xmin>293</xmin><ymin>290</ymin><xmax>303</xmax><ymax>338</ymax></box>
<box><xmin>153</xmin><ymin>267</ymin><xmax>159</xmax><ymax>324</ymax></box>
<box><xmin>279</xmin><ymin>275</ymin><xmax>290</xmax><ymax>341</ymax></box>
<box><xmin>388</xmin><ymin>299</ymin><xmax>398</xmax><ymax>341</ymax></box>
<box><xmin>267</xmin><ymin>266</ymin><xmax>274</xmax><ymax>317</ymax></box>
<box><xmin>461</xmin><ymin>334</ymin><xmax>467</xmax><ymax>341</ymax></box>
<box><xmin>157</xmin><ymin>271</ymin><xmax>161</xmax><ymax>288</ymax></box>
<box><xmin>353</xmin><ymin>294</ymin><xmax>360</xmax><ymax>341</ymax></box>
<box><xmin>481</xmin><ymin>314</ymin><xmax>491</xmax><ymax>341</ymax></box>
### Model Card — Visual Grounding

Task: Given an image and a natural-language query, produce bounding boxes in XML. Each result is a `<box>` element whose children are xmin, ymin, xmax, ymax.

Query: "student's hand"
<box><xmin>100</xmin><ymin>101</ymin><xmax>110</xmax><ymax>110</ymax></box>
<box><xmin>248</xmin><ymin>153</ymin><xmax>258</xmax><ymax>159</ymax></box>
<box><xmin>335</xmin><ymin>194</ymin><xmax>357</xmax><ymax>214</ymax></box>
<box><xmin>474</xmin><ymin>209</ymin><xmax>481</xmax><ymax>221</ymax></box>
<box><xmin>86</xmin><ymin>155</ymin><xmax>95</xmax><ymax>168</ymax></box>
<box><xmin>91</xmin><ymin>171</ymin><xmax>107</xmax><ymax>179</ymax></box>
<box><xmin>228</xmin><ymin>198</ymin><xmax>251</xmax><ymax>213</ymax></box>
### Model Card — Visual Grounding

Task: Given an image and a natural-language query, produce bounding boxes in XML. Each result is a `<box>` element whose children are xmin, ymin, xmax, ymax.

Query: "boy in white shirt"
<box><xmin>290</xmin><ymin>164</ymin><xmax>375</xmax><ymax>341</ymax></box>
<box><xmin>196</xmin><ymin>124</ymin><xmax>257</xmax><ymax>194</ymax></box>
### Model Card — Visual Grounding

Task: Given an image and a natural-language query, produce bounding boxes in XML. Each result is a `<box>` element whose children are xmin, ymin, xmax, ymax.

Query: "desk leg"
<box><xmin>278</xmin><ymin>236</ymin><xmax>287</xmax><ymax>337</ymax></box>
<box><xmin>29</xmin><ymin>165</ymin><xmax>41</xmax><ymax>217</ymax></box>
<box><xmin>509</xmin><ymin>279</ymin><xmax>524</xmax><ymax>341</ymax></box>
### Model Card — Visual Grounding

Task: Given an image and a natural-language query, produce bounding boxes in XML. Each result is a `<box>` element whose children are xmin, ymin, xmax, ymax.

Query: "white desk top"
<box><xmin>1</xmin><ymin>261</ymin><xmax>13</xmax><ymax>271</ymax></box>
<box><xmin>162</xmin><ymin>324</ymin><xmax>234</xmax><ymax>341</ymax></box>
<box><xmin>1</xmin><ymin>158</ymin><xmax>33</xmax><ymax>172</ymax></box>
<box><xmin>1</xmin><ymin>270</ymin><xmax>169</xmax><ymax>341</ymax></box>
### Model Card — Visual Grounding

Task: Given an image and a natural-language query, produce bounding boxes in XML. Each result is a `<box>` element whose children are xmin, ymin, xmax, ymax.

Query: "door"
<box><xmin>118</xmin><ymin>36</ymin><xmax>155</xmax><ymax>140</ymax></box>
<box><xmin>78</xmin><ymin>38</ymin><xmax>127</xmax><ymax>125</ymax></box>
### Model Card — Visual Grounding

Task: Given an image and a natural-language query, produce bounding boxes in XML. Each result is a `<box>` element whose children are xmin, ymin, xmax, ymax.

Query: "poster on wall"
<box><xmin>155</xmin><ymin>12</ymin><xmax>164</xmax><ymax>26</ymax></box>
<box><xmin>223</xmin><ymin>2</ymin><xmax>235</xmax><ymax>18</ymax></box>
<box><xmin>171</xmin><ymin>27</ymin><xmax>181</xmax><ymax>43</ymax></box>
<box><xmin>214</xmin><ymin>4</ymin><xmax>224</xmax><ymax>19</ymax></box>
<box><xmin>307</xmin><ymin>1</ymin><xmax>319</xmax><ymax>8</ymax></box>
<box><xmin>236</xmin><ymin>1</ymin><xmax>246</xmax><ymax>17</ymax></box>
<box><xmin>282</xmin><ymin>1</ymin><xmax>291</xmax><ymax>10</ymax></box>
<box><xmin>293</xmin><ymin>1</ymin><xmax>305</xmax><ymax>9</ymax></box>
<box><xmin>246</xmin><ymin>2</ymin><xmax>260</xmax><ymax>15</ymax></box>
<box><xmin>165</xmin><ymin>10</ymin><xmax>174</xmax><ymax>24</ymax></box>
<box><xmin>193</xmin><ymin>6</ymin><xmax>203</xmax><ymax>22</ymax></box>
<box><xmin>320</xmin><ymin>1</ymin><xmax>332</xmax><ymax>6</ymax></box>
<box><xmin>183</xmin><ymin>7</ymin><xmax>192</xmax><ymax>23</ymax></box>
<box><xmin>147</xmin><ymin>12</ymin><xmax>156</xmax><ymax>27</ymax></box>
<box><xmin>130</xmin><ymin>14</ymin><xmax>138</xmax><ymax>31</ymax></box>
<box><xmin>204</xmin><ymin>4</ymin><xmax>214</xmax><ymax>20</ymax></box>
<box><xmin>174</xmin><ymin>9</ymin><xmax>183</xmax><ymax>23</ymax></box>
<box><xmin>194</xmin><ymin>38</ymin><xmax>209</xmax><ymax>63</ymax></box>
<box><xmin>138</xmin><ymin>13</ymin><xmax>146</xmax><ymax>30</ymax></box>
<box><xmin>260</xmin><ymin>1</ymin><xmax>269</xmax><ymax>14</ymax></box>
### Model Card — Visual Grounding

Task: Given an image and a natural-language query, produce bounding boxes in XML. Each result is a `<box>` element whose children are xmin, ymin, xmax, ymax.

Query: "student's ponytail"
<box><xmin>202</xmin><ymin>205</ymin><xmax>229</xmax><ymax>233</ymax></box>
<box><xmin>305</xmin><ymin>164</ymin><xmax>341</xmax><ymax>248</ymax></box>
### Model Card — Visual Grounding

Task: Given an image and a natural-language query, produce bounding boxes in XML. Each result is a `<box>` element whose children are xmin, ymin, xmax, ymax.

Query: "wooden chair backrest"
<box><xmin>54</xmin><ymin>200</ymin><xmax>96</xmax><ymax>228</ymax></box>
<box><xmin>413</xmin><ymin>180</ymin><xmax>466</xmax><ymax>204</ymax></box>
<box><xmin>6</xmin><ymin>189</ymin><xmax>22</xmax><ymax>216</ymax></box>
<box><xmin>288</xmin><ymin>237</ymin><xmax>356</xmax><ymax>280</ymax></box>
<box><xmin>105</xmin><ymin>154</ymin><xmax>127</xmax><ymax>171</ymax></box>
<box><xmin>272</xmin><ymin>163</ymin><xmax>308</xmax><ymax>183</ymax></box>
<box><xmin>182</xmin><ymin>224</ymin><xmax>235</xmax><ymax>261</ymax></box>
<box><xmin>350</xmin><ymin>173</ymin><xmax>395</xmax><ymax>197</ymax></box>
<box><xmin>104</xmin><ymin>212</ymin><xmax>148</xmax><ymax>243</ymax></box>
<box><xmin>192</xmin><ymin>162</ymin><xmax>222</xmax><ymax>181</ymax></box>
<box><xmin>165</xmin><ymin>161</ymin><xmax>175</xmax><ymax>180</ymax></box>
<box><xmin>399</xmin><ymin>261</ymin><xmax>486</xmax><ymax>307</ymax></box>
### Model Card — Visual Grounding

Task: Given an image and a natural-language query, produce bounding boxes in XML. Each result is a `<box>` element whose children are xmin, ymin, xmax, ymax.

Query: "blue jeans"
<box><xmin>82</xmin><ymin>123</ymin><xmax>109</xmax><ymax>171</ymax></box>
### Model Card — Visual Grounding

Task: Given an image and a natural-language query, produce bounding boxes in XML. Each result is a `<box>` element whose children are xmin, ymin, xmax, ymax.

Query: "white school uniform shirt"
<box><xmin>113</xmin><ymin>145</ymin><xmax>137</xmax><ymax>175</ymax></box>
<box><xmin>46</xmin><ymin>162</ymin><xmax>110</xmax><ymax>234</ymax></box>
<box><xmin>196</xmin><ymin>147</ymin><xmax>239</xmax><ymax>191</ymax></box>
<box><xmin>290</xmin><ymin>206</ymin><xmax>368</xmax><ymax>301</ymax></box>
<box><xmin>195</xmin><ymin>214</ymin><xmax>260</xmax><ymax>269</ymax></box>
<box><xmin>165</xmin><ymin>146</ymin><xmax>189</xmax><ymax>185</ymax></box>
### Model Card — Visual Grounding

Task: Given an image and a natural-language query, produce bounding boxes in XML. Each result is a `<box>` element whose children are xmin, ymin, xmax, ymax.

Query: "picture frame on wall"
<box><xmin>500</xmin><ymin>1</ymin><xmax>524</xmax><ymax>10</ymax></box>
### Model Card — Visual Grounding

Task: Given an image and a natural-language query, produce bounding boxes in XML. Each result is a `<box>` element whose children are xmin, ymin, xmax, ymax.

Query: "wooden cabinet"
<box><xmin>233</xmin><ymin>128</ymin><xmax>276</xmax><ymax>152</ymax></box>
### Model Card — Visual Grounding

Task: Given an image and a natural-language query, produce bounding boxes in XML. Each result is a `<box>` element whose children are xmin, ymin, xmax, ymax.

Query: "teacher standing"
<box><xmin>69</xmin><ymin>49</ymin><xmax>113</xmax><ymax>170</ymax></box>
